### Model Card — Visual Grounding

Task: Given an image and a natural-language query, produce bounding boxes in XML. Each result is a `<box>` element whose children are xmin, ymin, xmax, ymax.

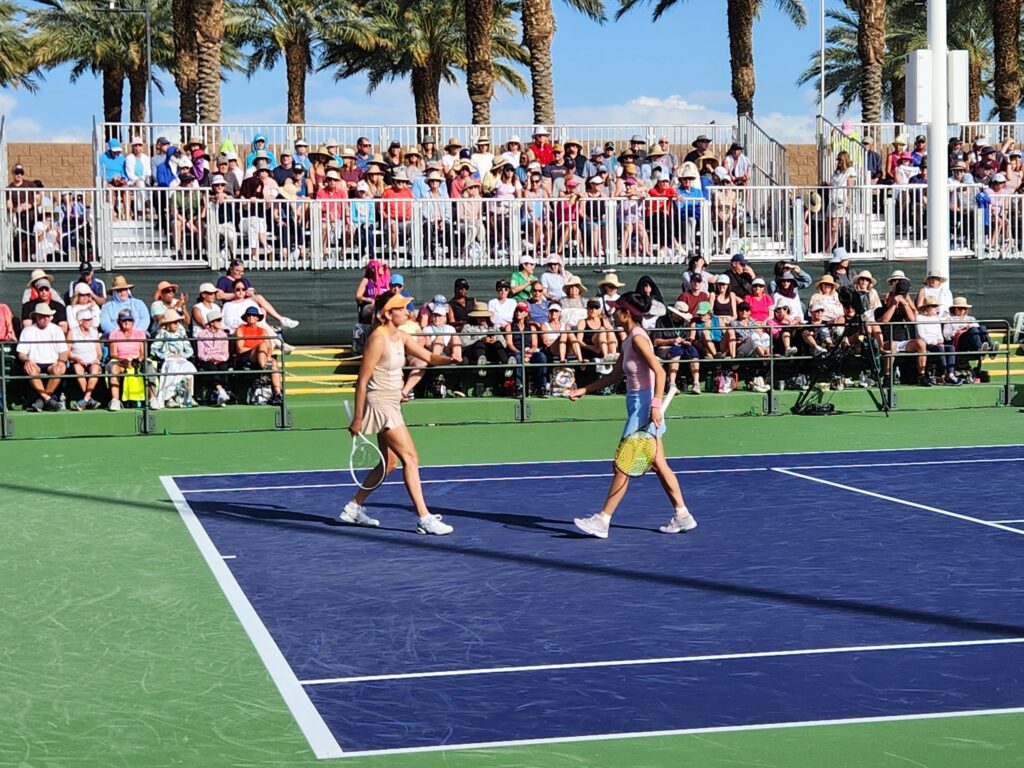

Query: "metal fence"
<box><xmin>7</xmin><ymin>182</ymin><xmax>1024</xmax><ymax>271</ymax></box>
<box><xmin>738</xmin><ymin>115</ymin><xmax>789</xmax><ymax>186</ymax></box>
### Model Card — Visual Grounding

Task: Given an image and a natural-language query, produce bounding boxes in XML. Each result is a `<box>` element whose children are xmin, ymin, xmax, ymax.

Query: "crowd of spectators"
<box><xmin>356</xmin><ymin>250</ymin><xmax>1001</xmax><ymax>399</ymax></box>
<box><xmin>2</xmin><ymin>259</ymin><xmax>297</xmax><ymax>412</ymax></box>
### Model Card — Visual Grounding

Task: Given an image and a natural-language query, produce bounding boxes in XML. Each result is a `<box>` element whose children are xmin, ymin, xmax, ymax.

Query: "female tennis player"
<box><xmin>341</xmin><ymin>292</ymin><xmax>461</xmax><ymax>535</ymax></box>
<box><xmin>568</xmin><ymin>291</ymin><xmax>697</xmax><ymax>539</ymax></box>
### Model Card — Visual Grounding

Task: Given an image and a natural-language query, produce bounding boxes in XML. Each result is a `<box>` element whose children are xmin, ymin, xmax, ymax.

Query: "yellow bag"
<box><xmin>123</xmin><ymin>364</ymin><xmax>146</xmax><ymax>402</ymax></box>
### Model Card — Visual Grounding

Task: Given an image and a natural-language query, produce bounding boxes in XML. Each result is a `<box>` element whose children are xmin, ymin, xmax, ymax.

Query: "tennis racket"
<box><xmin>613</xmin><ymin>388</ymin><xmax>676</xmax><ymax>477</ymax></box>
<box><xmin>344</xmin><ymin>400</ymin><xmax>386</xmax><ymax>490</ymax></box>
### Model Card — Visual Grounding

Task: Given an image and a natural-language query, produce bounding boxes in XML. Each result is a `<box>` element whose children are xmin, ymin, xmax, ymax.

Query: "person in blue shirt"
<box><xmin>245</xmin><ymin>134</ymin><xmax>277</xmax><ymax>170</ymax></box>
<box><xmin>99</xmin><ymin>138</ymin><xmax>127</xmax><ymax>183</ymax></box>
<box><xmin>676</xmin><ymin>162</ymin><xmax>705</xmax><ymax>254</ymax></box>
<box><xmin>100</xmin><ymin>275</ymin><xmax>151</xmax><ymax>334</ymax></box>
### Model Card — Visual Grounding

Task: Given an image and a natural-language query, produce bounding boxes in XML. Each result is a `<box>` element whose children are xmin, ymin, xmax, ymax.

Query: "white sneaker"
<box><xmin>659</xmin><ymin>512</ymin><xmax>698</xmax><ymax>534</ymax></box>
<box><xmin>280</xmin><ymin>317</ymin><xmax>300</xmax><ymax>329</ymax></box>
<box><xmin>281</xmin><ymin>342</ymin><xmax>295</xmax><ymax>354</ymax></box>
<box><xmin>339</xmin><ymin>501</ymin><xmax>380</xmax><ymax>527</ymax></box>
<box><xmin>108</xmin><ymin>399</ymin><xmax>122</xmax><ymax>412</ymax></box>
<box><xmin>416</xmin><ymin>513</ymin><xmax>453</xmax><ymax>535</ymax></box>
<box><xmin>574</xmin><ymin>513</ymin><xmax>610</xmax><ymax>539</ymax></box>
<box><xmin>690</xmin><ymin>382</ymin><xmax>701</xmax><ymax>395</ymax></box>
<box><xmin>215</xmin><ymin>388</ymin><xmax>231</xmax><ymax>406</ymax></box>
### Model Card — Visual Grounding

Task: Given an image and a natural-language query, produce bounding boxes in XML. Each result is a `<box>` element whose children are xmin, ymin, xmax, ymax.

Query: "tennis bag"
<box><xmin>551</xmin><ymin>366</ymin><xmax>576</xmax><ymax>398</ymax></box>
<box><xmin>123</xmin><ymin>364</ymin><xmax>146</xmax><ymax>402</ymax></box>
<box><xmin>247</xmin><ymin>377</ymin><xmax>273</xmax><ymax>405</ymax></box>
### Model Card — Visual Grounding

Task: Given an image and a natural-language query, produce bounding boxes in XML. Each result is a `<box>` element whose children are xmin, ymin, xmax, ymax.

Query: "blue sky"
<box><xmin>0</xmin><ymin>1</ymin><xmax>843</xmax><ymax>144</ymax></box>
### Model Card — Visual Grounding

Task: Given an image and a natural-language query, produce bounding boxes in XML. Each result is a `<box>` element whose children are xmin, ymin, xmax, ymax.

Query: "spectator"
<box><xmin>722</xmin><ymin>143</ymin><xmax>750</xmax><ymax>185</ymax></box>
<box><xmin>420</xmin><ymin>134</ymin><xmax>442</xmax><ymax>164</ymax></box>
<box><xmin>509</xmin><ymin>255</ymin><xmax>538</xmax><ymax>301</ymax></box>
<box><xmin>461</xmin><ymin>301</ymin><xmax>508</xmax><ymax>395</ymax></box>
<box><xmin>420</xmin><ymin>169</ymin><xmax>452</xmax><ymax>259</ymax></box>
<box><xmin>539</xmin><ymin>302</ymin><xmax>581</xmax><ymax>364</ymax></box>
<box><xmin>767</xmin><ymin>303</ymin><xmax>798</xmax><ymax>357</ymax></box>
<box><xmin>526</xmin><ymin>280</ymin><xmax>550</xmax><ymax>326</ymax></box>
<box><xmin>355</xmin><ymin>259</ymin><xmax>391</xmax><ymax>324</ymax></box>
<box><xmin>354</xmin><ymin>137</ymin><xmax>373</xmax><ymax>172</ymax></box>
<box><xmin>150</xmin><ymin>280</ymin><xmax>190</xmax><ymax>334</ymax></box>
<box><xmin>743</xmin><ymin>277</ymin><xmax>773</xmax><ymax>324</ymax></box>
<box><xmin>487</xmin><ymin>278</ymin><xmax>516</xmax><ymax>329</ymax></box>
<box><xmin>825</xmin><ymin>246</ymin><xmax>854</xmax><ymax>288</ymax></box>
<box><xmin>692</xmin><ymin>301</ymin><xmax>723</xmax><ymax>359</ymax></box>
<box><xmin>316</xmin><ymin>169</ymin><xmax>348</xmax><ymax>259</ymax></box>
<box><xmin>220</xmin><ymin>278</ymin><xmax>258</xmax><ymax>333</ymax></box>
<box><xmin>809</xmin><ymin>275</ymin><xmax>845</xmax><ymax>324</ymax></box>
<box><xmin>875</xmin><ymin>269</ymin><xmax>925</xmax><ymax>381</ymax></box>
<box><xmin>66</xmin><ymin>283</ymin><xmax>101</xmax><ymax>333</ymax></box>
<box><xmin>381</xmin><ymin>168</ymin><xmax>414</xmax><ymax>250</ymax></box>
<box><xmin>32</xmin><ymin>212</ymin><xmax>62</xmax><ymax>261</ymax></box>
<box><xmin>677</xmin><ymin>272</ymin><xmax>709</xmax><ymax>317</ymax></box>
<box><xmin>710</xmin><ymin>274</ymin><xmax>738</xmax><ymax>351</ymax></box>
<box><xmin>528</xmin><ymin>127</ymin><xmax>554</xmax><ymax>166</ymax></box>
<box><xmin>576</xmin><ymin>295</ymin><xmax>619</xmax><ymax>364</ymax></box>
<box><xmin>915</xmin><ymin>296</ymin><xmax>961</xmax><ymax>385</ymax></box>
<box><xmin>382</xmin><ymin>141</ymin><xmax>403</xmax><ymax>185</ymax></box>
<box><xmin>770</xmin><ymin>271</ymin><xmax>805</xmax><ymax>323</ymax></box>
<box><xmin>827</xmin><ymin>150</ymin><xmax>856</xmax><ymax>251</ymax></box>
<box><xmin>884</xmin><ymin>135</ymin><xmax>908</xmax><ymax>181</ymax></box>
<box><xmin>17</xmin><ymin>303</ymin><xmax>69</xmax><ymax>411</ymax></box>
<box><xmin>99</xmin><ymin>138</ymin><xmax>128</xmax><ymax>219</ymax></box>
<box><xmin>66</xmin><ymin>306</ymin><xmax>102</xmax><ymax>410</ymax></box>
<box><xmin>339</xmin><ymin>147</ymin><xmax>362</xmax><ymax>190</ymax></box>
<box><xmin>911</xmin><ymin>134</ymin><xmax>928</xmax><ymax>166</ymax></box>
<box><xmin>683</xmin><ymin>134</ymin><xmax>714</xmax><ymax>166</ymax></box>
<box><xmin>471</xmin><ymin>135</ymin><xmax>494</xmax><ymax>179</ymax></box>
<box><xmin>293</xmin><ymin>138</ymin><xmax>311</xmax><ymax>171</ymax></box>
<box><xmin>196</xmin><ymin>308</ymin><xmax>232</xmax><ymax>406</ymax></box>
<box><xmin>235</xmin><ymin>306</ymin><xmax>283</xmax><ymax>405</ymax></box>
<box><xmin>441</xmin><ymin>137</ymin><xmax>464</xmax><ymax>178</ymax></box>
<box><xmin>68</xmin><ymin>261</ymin><xmax>107</xmax><ymax>306</ymax></box>
<box><xmin>915</xmin><ymin>269</ymin><xmax>954</xmax><ymax>317</ymax></box>
<box><xmin>853</xmin><ymin>270</ymin><xmax>882</xmax><ymax>311</ymax></box>
<box><xmin>503</xmin><ymin>301</ymin><xmax>543</xmax><ymax>396</ymax></box>
<box><xmin>653</xmin><ymin>300</ymin><xmax>700</xmax><ymax>393</ymax></box>
<box><xmin>0</xmin><ymin>295</ymin><xmax>17</xmax><ymax>345</ymax></box>
<box><xmin>209</xmin><ymin>175</ymin><xmax>241</xmax><ymax>261</ymax></box>
<box><xmin>447</xmin><ymin>277</ymin><xmax>474</xmax><ymax>331</ymax></box>
<box><xmin>801</xmin><ymin>303</ymin><xmax>836</xmax><ymax>357</ymax></box>
<box><xmin>191</xmin><ymin>282</ymin><xmax>221</xmax><ymax>329</ymax></box>
<box><xmin>104</xmin><ymin>308</ymin><xmax>151</xmax><ymax>410</ymax></box>
<box><xmin>245</xmin><ymin>134</ymin><xmax>277</xmax><ymax>170</ymax></box>
<box><xmin>619</xmin><ymin>176</ymin><xmax>652</xmax><ymax>260</ymax></box>
<box><xmin>863</xmin><ymin>136</ymin><xmax>883</xmax><ymax>183</ymax></box>
<box><xmin>595</xmin><ymin>272</ymin><xmax>626</xmax><ymax>317</ymax></box>
<box><xmin>635</xmin><ymin>275</ymin><xmax>667</xmax><ymax>330</ymax></box>
<box><xmin>149</xmin><ymin>308</ymin><xmax>198</xmax><ymax>408</ymax></box>
<box><xmin>21</xmin><ymin>278</ymin><xmax>68</xmax><ymax>331</ymax></box>
<box><xmin>559</xmin><ymin>275</ymin><xmax>588</xmax><ymax>328</ymax></box>
<box><xmin>501</xmin><ymin>135</ymin><xmax>523</xmax><ymax>168</ymax></box>
<box><xmin>214</xmin><ymin>259</ymin><xmax>298</xmax><ymax>329</ymax></box>
<box><xmin>726</xmin><ymin>253</ymin><xmax>756</xmax><ymax>297</ymax></box>
<box><xmin>408</xmin><ymin>298</ymin><xmax>462</xmax><ymax>399</ymax></box>
<box><xmin>731</xmin><ymin>301</ymin><xmax>771</xmax><ymax>370</ymax></box>
<box><xmin>386</xmin><ymin>273</ymin><xmax>415</xmax><ymax>313</ymax></box>
<box><xmin>944</xmin><ymin>296</ymin><xmax>997</xmax><ymax>380</ymax></box>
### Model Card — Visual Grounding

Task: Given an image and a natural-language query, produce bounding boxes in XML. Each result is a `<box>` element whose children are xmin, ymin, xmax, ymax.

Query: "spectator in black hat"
<box><xmin>448</xmin><ymin>277</ymin><xmax>475</xmax><ymax>331</ymax></box>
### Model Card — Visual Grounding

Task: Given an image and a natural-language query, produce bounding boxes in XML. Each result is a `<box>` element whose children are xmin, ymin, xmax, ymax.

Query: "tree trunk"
<box><xmin>465</xmin><ymin>0</ymin><xmax>494</xmax><ymax>125</ymax></box>
<box><xmin>890</xmin><ymin>74</ymin><xmax>906</xmax><ymax>124</ymax></box>
<box><xmin>521</xmin><ymin>0</ymin><xmax>555</xmax><ymax>124</ymax></box>
<box><xmin>991</xmin><ymin>0</ymin><xmax>1021</xmax><ymax>122</ymax></box>
<box><xmin>856</xmin><ymin>0</ymin><xmax>886</xmax><ymax>123</ymax></box>
<box><xmin>411</xmin><ymin>61</ymin><xmax>443</xmax><ymax>125</ymax></box>
<box><xmin>968</xmin><ymin>57</ymin><xmax>981</xmax><ymax>122</ymax></box>
<box><xmin>128</xmin><ymin>67</ymin><xmax>147</xmax><ymax>123</ymax></box>
<box><xmin>172</xmin><ymin>0</ymin><xmax>198</xmax><ymax>124</ymax></box>
<box><xmin>284</xmin><ymin>36</ymin><xmax>308</xmax><ymax>124</ymax></box>
<box><xmin>194</xmin><ymin>0</ymin><xmax>224</xmax><ymax>123</ymax></box>
<box><xmin>727</xmin><ymin>0</ymin><xmax>756</xmax><ymax>117</ymax></box>
<box><xmin>102</xmin><ymin>65</ymin><xmax>125</xmax><ymax>126</ymax></box>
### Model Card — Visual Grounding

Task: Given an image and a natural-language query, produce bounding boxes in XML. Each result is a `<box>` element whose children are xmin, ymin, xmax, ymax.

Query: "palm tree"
<box><xmin>848</xmin><ymin>0</ymin><xmax>886</xmax><ymax>123</ymax></box>
<box><xmin>465</xmin><ymin>0</ymin><xmax>494</xmax><ymax>124</ymax></box>
<box><xmin>617</xmin><ymin>0</ymin><xmax>806</xmax><ymax>118</ymax></box>
<box><xmin>0</xmin><ymin>1</ymin><xmax>37</xmax><ymax>90</ymax></box>
<box><xmin>522</xmin><ymin>0</ymin><xmax>604</xmax><ymax>124</ymax></box>
<box><xmin>991</xmin><ymin>0</ymin><xmax>1021</xmax><ymax>122</ymax></box>
<box><xmin>29</xmin><ymin>0</ymin><xmax>172</xmax><ymax>123</ymax></box>
<box><xmin>238</xmin><ymin>0</ymin><xmax>372</xmax><ymax>125</ymax></box>
<box><xmin>194</xmin><ymin>0</ymin><xmax>225</xmax><ymax>122</ymax></box>
<box><xmin>321</xmin><ymin>0</ymin><xmax>528</xmax><ymax>126</ymax></box>
<box><xmin>172</xmin><ymin>0</ymin><xmax>198</xmax><ymax>122</ymax></box>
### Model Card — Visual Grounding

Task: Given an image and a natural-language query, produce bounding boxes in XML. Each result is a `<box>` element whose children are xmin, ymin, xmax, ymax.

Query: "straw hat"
<box><xmin>917</xmin><ymin>295</ymin><xmax>940</xmax><ymax>308</ymax></box>
<box><xmin>804</xmin><ymin>190</ymin><xmax>823</xmax><ymax>213</ymax></box>
<box><xmin>467</xmin><ymin>300</ymin><xmax>492</xmax><ymax>318</ymax></box>
<box><xmin>924</xmin><ymin>270</ymin><xmax>948</xmax><ymax>283</ymax></box>
<box><xmin>110</xmin><ymin>275</ymin><xmax>134</xmax><ymax>290</ymax></box>
<box><xmin>854</xmin><ymin>270</ymin><xmax>877</xmax><ymax>287</ymax></box>
<box><xmin>26</xmin><ymin>268</ymin><xmax>56</xmax><ymax>288</ymax></box>
<box><xmin>815</xmin><ymin>274</ymin><xmax>837</xmax><ymax>288</ymax></box>
<box><xmin>597</xmin><ymin>273</ymin><xmax>625</xmax><ymax>289</ymax></box>
<box><xmin>153</xmin><ymin>280</ymin><xmax>179</xmax><ymax>300</ymax></box>
<box><xmin>677</xmin><ymin>161</ymin><xmax>700</xmax><ymax>180</ymax></box>
<box><xmin>563</xmin><ymin>275</ymin><xmax>588</xmax><ymax>293</ymax></box>
<box><xmin>886</xmin><ymin>269</ymin><xmax>907</xmax><ymax>283</ymax></box>
<box><xmin>445</xmin><ymin>137</ymin><xmax>463</xmax><ymax>150</ymax></box>
<box><xmin>950</xmin><ymin>296</ymin><xmax>972</xmax><ymax>309</ymax></box>
<box><xmin>160</xmin><ymin>309</ymin><xmax>184</xmax><ymax>325</ymax></box>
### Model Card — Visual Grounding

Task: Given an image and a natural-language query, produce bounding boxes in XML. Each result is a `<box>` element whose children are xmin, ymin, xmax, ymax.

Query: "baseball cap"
<box><xmin>12</xmin><ymin>164</ymin><xmax>24</xmax><ymax>174</ymax></box>
<box><xmin>117</xmin><ymin>309</ymin><xmax>134</xmax><ymax>321</ymax></box>
<box><xmin>454</xmin><ymin>277</ymin><xmax>470</xmax><ymax>289</ymax></box>
<box><xmin>390</xmin><ymin>273</ymin><xmax>405</xmax><ymax>286</ymax></box>
<box><xmin>731</xmin><ymin>253</ymin><xmax>747</xmax><ymax>264</ymax></box>
<box><xmin>78</xmin><ymin>261</ymin><xmax>94</xmax><ymax>274</ymax></box>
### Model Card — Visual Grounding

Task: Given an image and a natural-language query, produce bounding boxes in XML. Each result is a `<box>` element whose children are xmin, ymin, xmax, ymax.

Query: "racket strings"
<box><xmin>352</xmin><ymin>441</ymin><xmax>383</xmax><ymax>471</ymax></box>
<box><xmin>614</xmin><ymin>432</ymin><xmax>657</xmax><ymax>476</ymax></box>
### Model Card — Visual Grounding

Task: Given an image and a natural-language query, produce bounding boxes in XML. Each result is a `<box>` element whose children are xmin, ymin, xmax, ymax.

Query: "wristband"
<box><xmin>651</xmin><ymin>398</ymin><xmax>662</xmax><ymax>409</ymax></box>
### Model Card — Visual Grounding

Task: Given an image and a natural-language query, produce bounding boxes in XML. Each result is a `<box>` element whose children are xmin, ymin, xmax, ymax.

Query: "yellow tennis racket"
<box><xmin>613</xmin><ymin>389</ymin><xmax>676</xmax><ymax>476</ymax></box>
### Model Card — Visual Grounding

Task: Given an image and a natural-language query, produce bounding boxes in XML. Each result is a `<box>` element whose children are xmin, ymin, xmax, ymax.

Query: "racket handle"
<box><xmin>660</xmin><ymin>388</ymin><xmax>676</xmax><ymax>414</ymax></box>
<box><xmin>344</xmin><ymin>400</ymin><xmax>354</xmax><ymax>420</ymax></box>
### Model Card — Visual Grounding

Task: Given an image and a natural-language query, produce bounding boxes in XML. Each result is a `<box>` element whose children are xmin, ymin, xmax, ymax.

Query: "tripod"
<box><xmin>791</xmin><ymin>314</ymin><xmax>890</xmax><ymax>416</ymax></box>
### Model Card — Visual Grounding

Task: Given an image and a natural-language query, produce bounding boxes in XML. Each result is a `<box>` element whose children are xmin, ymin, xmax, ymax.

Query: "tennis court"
<box><xmin>162</xmin><ymin>444</ymin><xmax>1024</xmax><ymax>759</ymax></box>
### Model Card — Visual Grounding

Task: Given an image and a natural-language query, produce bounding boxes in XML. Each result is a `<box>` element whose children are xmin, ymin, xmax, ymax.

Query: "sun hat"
<box><xmin>198</xmin><ymin>282</ymin><xmax>217</xmax><ymax>295</ymax></box>
<box><xmin>73</xmin><ymin>283</ymin><xmax>94</xmax><ymax>296</ymax></box>
<box><xmin>110</xmin><ymin>275</ymin><xmax>134</xmax><ymax>290</ymax></box>
<box><xmin>855</xmin><ymin>269</ymin><xmax>877</xmax><ymax>287</ymax></box>
<box><xmin>830</xmin><ymin>246</ymin><xmax>849</xmax><ymax>263</ymax></box>
<box><xmin>325</xmin><ymin>169</ymin><xmax>341</xmax><ymax>181</ymax></box>
<box><xmin>31</xmin><ymin>303</ymin><xmax>55</xmax><ymax>317</ymax></box>
<box><xmin>816</xmin><ymin>274</ymin><xmax>837</xmax><ymax>288</ymax></box>
<box><xmin>26</xmin><ymin>268</ymin><xmax>56</xmax><ymax>288</ymax></box>
<box><xmin>241</xmin><ymin>306</ymin><xmax>264</xmax><ymax>320</ymax></box>
<box><xmin>76</xmin><ymin>306</ymin><xmax>94</xmax><ymax>319</ymax></box>
<box><xmin>691</xmin><ymin>134</ymin><xmax>711</xmax><ymax>147</ymax></box>
<box><xmin>506</xmin><ymin>135</ymin><xmax>522</xmax><ymax>145</ymax></box>
<box><xmin>597</xmin><ymin>273</ymin><xmax>625</xmax><ymax>289</ymax></box>
<box><xmin>445</xmin><ymin>137</ymin><xmax>463</xmax><ymax>150</ymax></box>
<box><xmin>467</xmin><ymin>300</ymin><xmax>492</xmax><ymax>318</ymax></box>
<box><xmin>206</xmin><ymin>308</ymin><xmax>223</xmax><ymax>322</ymax></box>
<box><xmin>668</xmin><ymin>300</ymin><xmax>692</xmax><ymax>320</ymax></box>
<box><xmin>153</xmin><ymin>280</ymin><xmax>179</xmax><ymax>300</ymax></box>
<box><xmin>160</xmin><ymin>309</ymin><xmax>184</xmax><ymax>325</ymax></box>
<box><xmin>677</xmin><ymin>162</ymin><xmax>700</xmax><ymax>180</ymax></box>
<box><xmin>917</xmin><ymin>295</ymin><xmax>940</xmax><ymax>308</ymax></box>
<box><xmin>563</xmin><ymin>275</ymin><xmax>587</xmax><ymax>293</ymax></box>
<box><xmin>520</xmin><ymin>255</ymin><xmax>537</xmax><ymax>265</ymax></box>
<box><xmin>894</xmin><ymin>134</ymin><xmax>908</xmax><ymax>145</ymax></box>
<box><xmin>950</xmin><ymin>296</ymin><xmax>972</xmax><ymax>309</ymax></box>
<box><xmin>546</xmin><ymin>253</ymin><xmax>562</xmax><ymax>264</ymax></box>
<box><xmin>340</xmin><ymin>147</ymin><xmax>356</xmax><ymax>159</ymax></box>
<box><xmin>429</xmin><ymin>294</ymin><xmax>449</xmax><ymax>314</ymax></box>
<box><xmin>533</xmin><ymin>126</ymin><xmax>551</xmax><ymax>136</ymax></box>
<box><xmin>924</xmin><ymin>270</ymin><xmax>948</xmax><ymax>283</ymax></box>
<box><xmin>404</xmin><ymin>145</ymin><xmax>421</xmax><ymax>157</ymax></box>
<box><xmin>381</xmin><ymin>293</ymin><xmax>413</xmax><ymax>314</ymax></box>
<box><xmin>886</xmin><ymin>269</ymin><xmax>907</xmax><ymax>283</ymax></box>
<box><xmin>804</xmin><ymin>190</ymin><xmax>823</xmax><ymax>213</ymax></box>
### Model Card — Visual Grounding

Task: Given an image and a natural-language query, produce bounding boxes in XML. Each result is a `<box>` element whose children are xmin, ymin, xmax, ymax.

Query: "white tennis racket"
<box><xmin>344</xmin><ymin>400</ymin><xmax>386</xmax><ymax>490</ymax></box>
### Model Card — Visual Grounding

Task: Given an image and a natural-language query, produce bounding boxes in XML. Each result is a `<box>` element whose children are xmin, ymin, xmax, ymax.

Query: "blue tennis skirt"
<box><xmin>623</xmin><ymin>388</ymin><xmax>667</xmax><ymax>439</ymax></box>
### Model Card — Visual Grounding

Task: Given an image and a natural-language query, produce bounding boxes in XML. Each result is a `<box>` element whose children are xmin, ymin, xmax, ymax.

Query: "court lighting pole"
<box><xmin>819</xmin><ymin>0</ymin><xmax>826</xmax><ymax>114</ymax></box>
<box><xmin>107</xmin><ymin>0</ymin><xmax>154</xmax><ymax>125</ymax></box>
<box><xmin>926</xmin><ymin>0</ymin><xmax>949</xmax><ymax>279</ymax></box>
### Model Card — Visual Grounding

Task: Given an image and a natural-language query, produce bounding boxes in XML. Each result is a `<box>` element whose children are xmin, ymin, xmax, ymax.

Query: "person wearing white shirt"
<box><xmin>68</xmin><ymin>307</ymin><xmax>103</xmax><ymax>409</ymax></box>
<box><xmin>488</xmin><ymin>279</ymin><xmax>517</xmax><ymax>329</ymax></box>
<box><xmin>471</xmin><ymin>136</ymin><xmax>494</xmax><ymax>180</ymax></box>
<box><xmin>539</xmin><ymin>254</ymin><xmax>570</xmax><ymax>300</ymax></box>
<box><xmin>16</xmin><ymin>304</ymin><xmax>69</xmax><ymax>411</ymax></box>
<box><xmin>915</xmin><ymin>296</ymin><xmax>961</xmax><ymax>385</ymax></box>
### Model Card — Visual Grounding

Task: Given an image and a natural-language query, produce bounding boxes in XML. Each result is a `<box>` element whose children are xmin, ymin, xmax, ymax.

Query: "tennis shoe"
<box><xmin>280</xmin><ymin>316</ymin><xmax>300</xmax><ymax>329</ymax></box>
<box><xmin>416</xmin><ymin>513</ymin><xmax>453</xmax><ymax>536</ymax></box>
<box><xmin>659</xmin><ymin>512</ymin><xmax>698</xmax><ymax>534</ymax></box>
<box><xmin>574</xmin><ymin>513</ymin><xmax>610</xmax><ymax>539</ymax></box>
<box><xmin>108</xmin><ymin>399</ymin><xmax>122</xmax><ymax>412</ymax></box>
<box><xmin>340</xmin><ymin>501</ymin><xmax>380</xmax><ymax>527</ymax></box>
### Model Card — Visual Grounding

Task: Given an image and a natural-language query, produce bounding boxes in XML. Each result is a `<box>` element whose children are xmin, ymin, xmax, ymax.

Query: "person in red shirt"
<box><xmin>678</xmin><ymin>273</ymin><xmax>710</xmax><ymax>317</ymax></box>
<box><xmin>647</xmin><ymin>176</ymin><xmax>680</xmax><ymax>252</ymax></box>
<box><xmin>235</xmin><ymin>306</ymin><xmax>283</xmax><ymax>404</ymax></box>
<box><xmin>315</xmin><ymin>168</ymin><xmax>348</xmax><ymax>252</ymax></box>
<box><xmin>381</xmin><ymin>168</ymin><xmax>414</xmax><ymax>250</ymax></box>
<box><xmin>528</xmin><ymin>126</ymin><xmax>554</xmax><ymax>166</ymax></box>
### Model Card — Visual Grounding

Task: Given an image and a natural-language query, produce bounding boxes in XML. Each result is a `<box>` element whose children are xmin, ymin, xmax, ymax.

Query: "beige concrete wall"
<box><xmin>6</xmin><ymin>141</ymin><xmax>824</xmax><ymax>189</ymax></box>
<box><xmin>7</xmin><ymin>143</ymin><xmax>94</xmax><ymax>188</ymax></box>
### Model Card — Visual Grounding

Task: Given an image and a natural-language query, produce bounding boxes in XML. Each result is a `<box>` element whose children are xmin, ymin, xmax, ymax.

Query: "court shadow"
<box><xmin>389</xmin><ymin>503</ymin><xmax>580</xmax><ymax>537</ymax></box>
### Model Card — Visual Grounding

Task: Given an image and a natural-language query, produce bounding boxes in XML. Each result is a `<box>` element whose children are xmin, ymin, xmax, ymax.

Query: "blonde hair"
<box><xmin>836</xmin><ymin>151</ymin><xmax>852</xmax><ymax>171</ymax></box>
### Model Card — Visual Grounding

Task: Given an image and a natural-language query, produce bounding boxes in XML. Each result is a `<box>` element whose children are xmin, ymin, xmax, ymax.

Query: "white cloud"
<box><xmin>1</xmin><ymin>92</ymin><xmax>88</xmax><ymax>141</ymax></box>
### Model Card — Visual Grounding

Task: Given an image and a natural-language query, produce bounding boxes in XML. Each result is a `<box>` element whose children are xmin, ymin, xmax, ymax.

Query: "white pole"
<box><xmin>819</xmin><ymin>0</ymin><xmax>826</xmax><ymax>113</ymax></box>
<box><xmin>927</xmin><ymin>0</ymin><xmax>949</xmax><ymax>279</ymax></box>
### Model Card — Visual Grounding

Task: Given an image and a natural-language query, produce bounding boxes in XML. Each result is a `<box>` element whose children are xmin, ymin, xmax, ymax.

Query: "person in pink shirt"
<box><xmin>196</xmin><ymin>308</ymin><xmax>232</xmax><ymax>405</ymax></box>
<box><xmin>743</xmin><ymin>277</ymin><xmax>774</xmax><ymax>323</ymax></box>
<box><xmin>381</xmin><ymin>169</ymin><xmax>414</xmax><ymax>249</ymax></box>
<box><xmin>105</xmin><ymin>308</ymin><xmax>153</xmax><ymax>410</ymax></box>
<box><xmin>766</xmin><ymin>303</ymin><xmax>798</xmax><ymax>357</ymax></box>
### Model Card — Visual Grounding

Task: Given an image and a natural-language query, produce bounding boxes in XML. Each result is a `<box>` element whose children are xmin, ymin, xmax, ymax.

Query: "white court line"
<box><xmin>178</xmin><ymin>455</ymin><xmax>1024</xmax><ymax>495</ymax></box>
<box><xmin>222</xmin><ymin>555</ymin><xmax>236</xmax><ymax>560</ymax></box>
<box><xmin>329</xmin><ymin>706</ymin><xmax>1024</xmax><ymax>759</ymax></box>
<box><xmin>168</xmin><ymin>442</ymin><xmax>1024</xmax><ymax>478</ymax></box>
<box><xmin>160</xmin><ymin>477</ymin><xmax>344</xmax><ymax>760</ymax></box>
<box><xmin>994</xmin><ymin>520</ymin><xmax>1024</xmax><ymax>525</ymax></box>
<box><xmin>773</xmin><ymin>468</ymin><xmax>1024</xmax><ymax>537</ymax></box>
<box><xmin>300</xmin><ymin>637</ymin><xmax>1024</xmax><ymax>686</ymax></box>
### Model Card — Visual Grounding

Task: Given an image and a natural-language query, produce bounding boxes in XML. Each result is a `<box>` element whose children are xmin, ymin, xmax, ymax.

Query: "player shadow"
<box><xmin>186</xmin><ymin>499</ymin><xmax>417</xmax><ymax>536</ymax></box>
<box><xmin>390</xmin><ymin>503</ymin><xmax>581</xmax><ymax>537</ymax></box>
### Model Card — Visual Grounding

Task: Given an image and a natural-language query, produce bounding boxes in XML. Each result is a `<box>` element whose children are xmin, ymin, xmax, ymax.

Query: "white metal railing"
<box><xmin>4</xmin><ymin>182</ymin><xmax>1018</xmax><ymax>270</ymax></box>
<box><xmin>738</xmin><ymin>115</ymin><xmax>789</xmax><ymax>185</ymax></box>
